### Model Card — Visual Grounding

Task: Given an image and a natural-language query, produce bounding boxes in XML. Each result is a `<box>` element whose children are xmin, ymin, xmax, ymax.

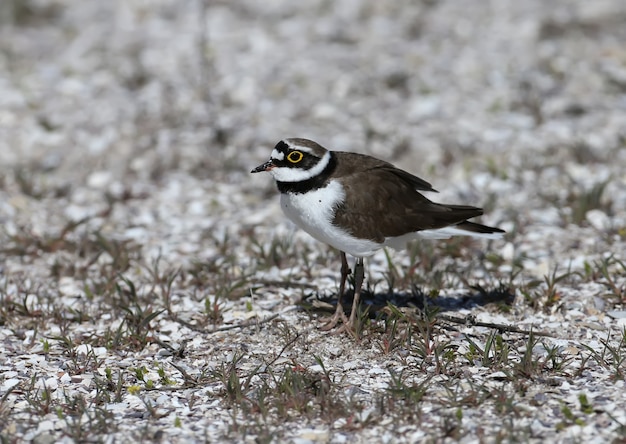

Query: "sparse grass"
<box><xmin>249</xmin><ymin>231</ymin><xmax>297</xmax><ymax>270</ymax></box>
<box><xmin>209</xmin><ymin>344</ymin><xmax>359</xmax><ymax>435</ymax></box>
<box><xmin>519</xmin><ymin>264</ymin><xmax>575</xmax><ymax>311</ymax></box>
<box><xmin>186</xmin><ymin>258</ymin><xmax>252</xmax><ymax>300</ymax></box>
<box><xmin>556</xmin><ymin>394</ymin><xmax>596</xmax><ymax>431</ymax></box>
<box><xmin>581</xmin><ymin>254</ymin><xmax>626</xmax><ymax>303</ymax></box>
<box><xmin>2</xmin><ymin>218</ymin><xmax>624</xmax><ymax>443</ymax></box>
<box><xmin>113</xmin><ymin>275</ymin><xmax>165</xmax><ymax>350</ymax></box>
<box><xmin>19</xmin><ymin>373</ymin><xmax>118</xmax><ymax>440</ymax></box>
<box><xmin>581</xmin><ymin>329</ymin><xmax>626</xmax><ymax>381</ymax></box>
<box><xmin>464</xmin><ymin>330</ymin><xmax>511</xmax><ymax>369</ymax></box>
<box><xmin>0</xmin><ymin>160</ymin><xmax>623</xmax><ymax>444</ymax></box>
<box><xmin>381</xmin><ymin>370</ymin><xmax>429</xmax><ymax>419</ymax></box>
<box><xmin>567</xmin><ymin>178</ymin><xmax>612</xmax><ymax>226</ymax></box>
<box><xmin>376</xmin><ymin>304</ymin><xmax>413</xmax><ymax>355</ymax></box>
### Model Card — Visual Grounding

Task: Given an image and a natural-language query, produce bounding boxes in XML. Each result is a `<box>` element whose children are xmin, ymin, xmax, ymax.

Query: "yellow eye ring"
<box><xmin>287</xmin><ymin>151</ymin><xmax>304</xmax><ymax>163</ymax></box>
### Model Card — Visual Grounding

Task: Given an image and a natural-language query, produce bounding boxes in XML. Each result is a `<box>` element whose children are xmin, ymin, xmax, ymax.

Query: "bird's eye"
<box><xmin>287</xmin><ymin>151</ymin><xmax>304</xmax><ymax>163</ymax></box>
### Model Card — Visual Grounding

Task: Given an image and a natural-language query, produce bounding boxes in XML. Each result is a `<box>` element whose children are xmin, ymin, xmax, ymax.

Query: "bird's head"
<box><xmin>251</xmin><ymin>138</ymin><xmax>331</xmax><ymax>182</ymax></box>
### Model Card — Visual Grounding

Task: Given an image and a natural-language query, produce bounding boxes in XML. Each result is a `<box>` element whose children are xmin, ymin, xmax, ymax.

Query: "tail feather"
<box><xmin>414</xmin><ymin>220</ymin><xmax>505</xmax><ymax>241</ymax></box>
<box><xmin>455</xmin><ymin>221</ymin><xmax>505</xmax><ymax>236</ymax></box>
<box><xmin>420</xmin><ymin>204</ymin><xmax>504</xmax><ymax>240</ymax></box>
<box><xmin>384</xmin><ymin>219</ymin><xmax>505</xmax><ymax>249</ymax></box>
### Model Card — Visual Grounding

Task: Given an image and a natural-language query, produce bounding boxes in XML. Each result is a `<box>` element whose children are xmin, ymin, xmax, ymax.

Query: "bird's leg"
<box><xmin>320</xmin><ymin>251</ymin><xmax>351</xmax><ymax>330</ymax></box>
<box><xmin>348</xmin><ymin>257</ymin><xmax>365</xmax><ymax>327</ymax></box>
<box><xmin>338</xmin><ymin>251</ymin><xmax>350</xmax><ymax>298</ymax></box>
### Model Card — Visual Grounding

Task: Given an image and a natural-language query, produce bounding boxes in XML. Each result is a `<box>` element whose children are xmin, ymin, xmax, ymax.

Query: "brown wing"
<box><xmin>331</xmin><ymin>153</ymin><xmax>483</xmax><ymax>242</ymax></box>
<box><xmin>333</xmin><ymin>152</ymin><xmax>436</xmax><ymax>192</ymax></box>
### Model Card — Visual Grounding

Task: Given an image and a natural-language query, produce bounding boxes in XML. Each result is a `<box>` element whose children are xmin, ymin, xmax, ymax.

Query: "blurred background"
<box><xmin>0</xmin><ymin>0</ymin><xmax>625</xmax><ymax>269</ymax></box>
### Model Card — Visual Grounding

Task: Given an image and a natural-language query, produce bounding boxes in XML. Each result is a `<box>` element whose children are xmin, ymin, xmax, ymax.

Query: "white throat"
<box><xmin>270</xmin><ymin>151</ymin><xmax>331</xmax><ymax>182</ymax></box>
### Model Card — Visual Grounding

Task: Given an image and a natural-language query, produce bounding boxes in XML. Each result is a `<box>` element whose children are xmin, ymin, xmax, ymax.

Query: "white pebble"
<box><xmin>586</xmin><ymin>209</ymin><xmax>611</xmax><ymax>231</ymax></box>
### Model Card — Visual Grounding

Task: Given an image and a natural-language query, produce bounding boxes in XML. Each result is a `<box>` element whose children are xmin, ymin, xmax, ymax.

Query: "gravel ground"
<box><xmin>1</xmin><ymin>0</ymin><xmax>626</xmax><ymax>442</ymax></box>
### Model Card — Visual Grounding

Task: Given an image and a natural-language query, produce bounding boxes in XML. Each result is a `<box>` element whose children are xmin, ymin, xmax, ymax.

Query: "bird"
<box><xmin>251</xmin><ymin>138</ymin><xmax>505</xmax><ymax>334</ymax></box>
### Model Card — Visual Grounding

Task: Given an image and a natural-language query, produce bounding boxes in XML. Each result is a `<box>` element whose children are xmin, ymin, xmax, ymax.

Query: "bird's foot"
<box><xmin>319</xmin><ymin>303</ymin><xmax>360</xmax><ymax>339</ymax></box>
<box><xmin>326</xmin><ymin>320</ymin><xmax>359</xmax><ymax>339</ymax></box>
<box><xmin>319</xmin><ymin>306</ymin><xmax>349</xmax><ymax>331</ymax></box>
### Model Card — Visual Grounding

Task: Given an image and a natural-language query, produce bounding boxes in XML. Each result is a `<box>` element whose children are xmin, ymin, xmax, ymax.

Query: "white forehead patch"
<box><xmin>282</xmin><ymin>139</ymin><xmax>315</xmax><ymax>154</ymax></box>
<box><xmin>270</xmin><ymin>149</ymin><xmax>285</xmax><ymax>161</ymax></box>
<box><xmin>290</xmin><ymin>145</ymin><xmax>313</xmax><ymax>154</ymax></box>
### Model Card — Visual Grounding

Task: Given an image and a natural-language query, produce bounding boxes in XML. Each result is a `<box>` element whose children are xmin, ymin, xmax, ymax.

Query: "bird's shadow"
<box><xmin>301</xmin><ymin>283</ymin><xmax>515</xmax><ymax>317</ymax></box>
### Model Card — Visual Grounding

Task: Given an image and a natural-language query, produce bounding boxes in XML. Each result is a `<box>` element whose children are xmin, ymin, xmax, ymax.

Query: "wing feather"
<box><xmin>332</xmin><ymin>161</ymin><xmax>486</xmax><ymax>242</ymax></box>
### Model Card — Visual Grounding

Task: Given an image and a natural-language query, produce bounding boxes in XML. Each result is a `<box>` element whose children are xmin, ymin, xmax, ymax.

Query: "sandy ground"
<box><xmin>1</xmin><ymin>0</ymin><xmax>626</xmax><ymax>442</ymax></box>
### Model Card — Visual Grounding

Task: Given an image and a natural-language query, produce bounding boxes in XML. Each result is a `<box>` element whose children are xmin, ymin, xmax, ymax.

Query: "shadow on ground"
<box><xmin>302</xmin><ymin>283</ymin><xmax>515</xmax><ymax>318</ymax></box>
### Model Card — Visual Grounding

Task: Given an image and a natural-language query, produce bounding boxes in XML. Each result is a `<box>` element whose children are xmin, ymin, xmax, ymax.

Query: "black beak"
<box><xmin>251</xmin><ymin>160</ymin><xmax>274</xmax><ymax>173</ymax></box>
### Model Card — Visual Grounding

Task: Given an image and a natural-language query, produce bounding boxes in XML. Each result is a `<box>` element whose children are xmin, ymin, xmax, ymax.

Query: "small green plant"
<box><xmin>249</xmin><ymin>232</ymin><xmax>295</xmax><ymax>269</ymax></box>
<box><xmin>133</xmin><ymin>366</ymin><xmax>149</xmax><ymax>383</ymax></box>
<box><xmin>389</xmin><ymin>371</ymin><xmax>428</xmax><ymax>405</ymax></box>
<box><xmin>567</xmin><ymin>178</ymin><xmax>611</xmax><ymax>225</ymax></box>
<box><xmin>214</xmin><ymin>352</ymin><xmax>257</xmax><ymax>404</ymax></box>
<box><xmin>127</xmin><ymin>385</ymin><xmax>142</xmax><ymax>395</ymax></box>
<box><xmin>586</xmin><ymin>255</ymin><xmax>626</xmax><ymax>302</ymax></box>
<box><xmin>519</xmin><ymin>265</ymin><xmax>573</xmax><ymax>310</ymax></box>
<box><xmin>515</xmin><ymin>330</ymin><xmax>541</xmax><ymax>377</ymax></box>
<box><xmin>543</xmin><ymin>342</ymin><xmax>572</xmax><ymax>372</ymax></box>
<box><xmin>204</xmin><ymin>292</ymin><xmax>227</xmax><ymax>327</ymax></box>
<box><xmin>93</xmin><ymin>368</ymin><xmax>124</xmax><ymax>403</ymax></box>
<box><xmin>464</xmin><ymin>330</ymin><xmax>510</xmax><ymax>370</ymax></box>
<box><xmin>578</xmin><ymin>393</ymin><xmax>593</xmax><ymax>414</ymax></box>
<box><xmin>382</xmin><ymin>370</ymin><xmax>429</xmax><ymax>420</ymax></box>
<box><xmin>557</xmin><ymin>401</ymin><xmax>586</xmax><ymax>430</ymax></box>
<box><xmin>581</xmin><ymin>328</ymin><xmax>626</xmax><ymax>381</ymax></box>
<box><xmin>115</xmin><ymin>276</ymin><xmax>164</xmax><ymax>350</ymax></box>
<box><xmin>410</xmin><ymin>304</ymin><xmax>441</xmax><ymax>362</ymax></box>
<box><xmin>377</xmin><ymin>304</ymin><xmax>412</xmax><ymax>355</ymax></box>
<box><xmin>157</xmin><ymin>363</ymin><xmax>174</xmax><ymax>386</ymax></box>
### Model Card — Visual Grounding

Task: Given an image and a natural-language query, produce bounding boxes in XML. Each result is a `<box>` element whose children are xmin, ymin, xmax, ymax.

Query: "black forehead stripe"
<box><xmin>275</xmin><ymin>140</ymin><xmax>291</xmax><ymax>152</ymax></box>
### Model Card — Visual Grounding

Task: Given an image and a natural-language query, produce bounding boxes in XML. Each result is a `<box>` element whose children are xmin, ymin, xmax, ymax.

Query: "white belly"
<box><xmin>280</xmin><ymin>181</ymin><xmax>381</xmax><ymax>257</ymax></box>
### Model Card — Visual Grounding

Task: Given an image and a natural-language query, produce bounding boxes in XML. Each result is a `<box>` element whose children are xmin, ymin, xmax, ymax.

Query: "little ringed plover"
<box><xmin>252</xmin><ymin>138</ymin><xmax>505</xmax><ymax>333</ymax></box>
